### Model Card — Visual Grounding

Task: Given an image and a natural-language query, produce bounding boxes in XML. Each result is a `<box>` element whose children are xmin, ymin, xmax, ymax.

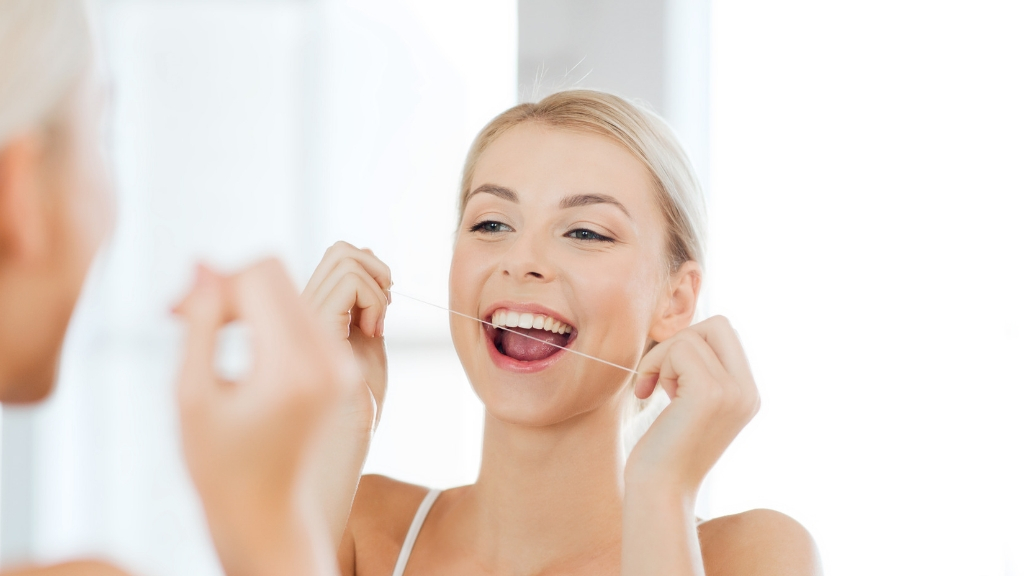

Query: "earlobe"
<box><xmin>0</xmin><ymin>134</ymin><xmax>48</xmax><ymax>260</ymax></box>
<box><xmin>648</xmin><ymin>260</ymin><xmax>702</xmax><ymax>342</ymax></box>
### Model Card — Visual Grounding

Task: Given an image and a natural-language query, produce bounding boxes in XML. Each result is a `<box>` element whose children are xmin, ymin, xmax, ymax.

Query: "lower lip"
<box><xmin>484</xmin><ymin>324</ymin><xmax>573</xmax><ymax>374</ymax></box>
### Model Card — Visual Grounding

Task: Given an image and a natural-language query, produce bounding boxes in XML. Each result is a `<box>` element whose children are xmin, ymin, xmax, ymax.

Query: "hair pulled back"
<box><xmin>0</xmin><ymin>0</ymin><xmax>92</xmax><ymax>148</ymax></box>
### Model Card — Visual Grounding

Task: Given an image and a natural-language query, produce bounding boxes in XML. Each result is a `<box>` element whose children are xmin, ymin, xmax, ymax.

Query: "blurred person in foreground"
<box><xmin>0</xmin><ymin>1</ymin><xmax>380</xmax><ymax>574</ymax></box>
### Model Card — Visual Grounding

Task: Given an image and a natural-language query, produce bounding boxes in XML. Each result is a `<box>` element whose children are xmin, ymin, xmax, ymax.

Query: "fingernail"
<box><xmin>377</xmin><ymin>316</ymin><xmax>385</xmax><ymax>338</ymax></box>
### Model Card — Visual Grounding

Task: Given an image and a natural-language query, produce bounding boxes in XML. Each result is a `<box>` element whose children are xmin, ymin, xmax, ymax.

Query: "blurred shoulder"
<box><xmin>698</xmin><ymin>509</ymin><xmax>823</xmax><ymax>576</ymax></box>
<box><xmin>4</xmin><ymin>561</ymin><xmax>131</xmax><ymax>576</ymax></box>
<box><xmin>339</xmin><ymin>474</ymin><xmax>433</xmax><ymax>576</ymax></box>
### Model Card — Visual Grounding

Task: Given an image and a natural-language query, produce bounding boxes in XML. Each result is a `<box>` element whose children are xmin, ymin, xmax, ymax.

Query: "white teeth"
<box><xmin>489</xmin><ymin>308</ymin><xmax>575</xmax><ymax>335</ymax></box>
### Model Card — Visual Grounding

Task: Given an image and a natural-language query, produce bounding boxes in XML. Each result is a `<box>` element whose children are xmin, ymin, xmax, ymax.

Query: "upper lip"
<box><xmin>481</xmin><ymin>301</ymin><xmax>577</xmax><ymax>330</ymax></box>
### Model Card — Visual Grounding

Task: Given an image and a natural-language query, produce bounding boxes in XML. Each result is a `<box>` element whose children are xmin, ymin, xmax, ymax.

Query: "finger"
<box><xmin>361</xmin><ymin>247</ymin><xmax>391</xmax><ymax>303</ymax></box>
<box><xmin>228</xmin><ymin>259</ymin><xmax>332</xmax><ymax>381</ymax></box>
<box><xmin>688</xmin><ymin>316</ymin><xmax>754</xmax><ymax>387</ymax></box>
<box><xmin>691</xmin><ymin>317</ymin><xmax>759</xmax><ymax>416</ymax></box>
<box><xmin>659</xmin><ymin>340</ymin><xmax>715</xmax><ymax>400</ymax></box>
<box><xmin>304</xmin><ymin>242</ymin><xmax>359</xmax><ymax>298</ymax></box>
<box><xmin>636</xmin><ymin>333</ymin><xmax>719</xmax><ymax>399</ymax></box>
<box><xmin>308</xmin><ymin>258</ymin><xmax>387</xmax><ymax>316</ymax></box>
<box><xmin>308</xmin><ymin>259</ymin><xmax>388</xmax><ymax>337</ymax></box>
<box><xmin>635</xmin><ymin>340</ymin><xmax>670</xmax><ymax>399</ymax></box>
<box><xmin>176</xmin><ymin>265</ymin><xmax>232</xmax><ymax>406</ymax></box>
<box><xmin>304</xmin><ymin>242</ymin><xmax>392</xmax><ymax>298</ymax></box>
<box><xmin>320</xmin><ymin>271</ymin><xmax>387</xmax><ymax>338</ymax></box>
<box><xmin>677</xmin><ymin>329</ymin><xmax>732</xmax><ymax>383</ymax></box>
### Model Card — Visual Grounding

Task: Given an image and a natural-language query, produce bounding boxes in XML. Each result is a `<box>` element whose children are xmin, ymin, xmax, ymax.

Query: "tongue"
<box><xmin>498</xmin><ymin>328</ymin><xmax>569</xmax><ymax>362</ymax></box>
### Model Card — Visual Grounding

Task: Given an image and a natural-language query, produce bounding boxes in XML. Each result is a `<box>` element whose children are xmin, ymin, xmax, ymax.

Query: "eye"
<box><xmin>566</xmin><ymin>228</ymin><xmax>614</xmax><ymax>243</ymax></box>
<box><xmin>469</xmin><ymin>220</ymin><xmax>512</xmax><ymax>234</ymax></box>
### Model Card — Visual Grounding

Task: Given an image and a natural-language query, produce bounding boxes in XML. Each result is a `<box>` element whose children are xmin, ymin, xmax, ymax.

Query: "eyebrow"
<box><xmin>559</xmin><ymin>193</ymin><xmax>632</xmax><ymax>219</ymax></box>
<box><xmin>467</xmin><ymin>184</ymin><xmax>632</xmax><ymax>219</ymax></box>
<box><xmin>467</xmin><ymin>184</ymin><xmax>518</xmax><ymax>203</ymax></box>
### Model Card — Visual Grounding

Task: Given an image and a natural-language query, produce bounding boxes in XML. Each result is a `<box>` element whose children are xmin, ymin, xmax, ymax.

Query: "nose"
<box><xmin>499</xmin><ymin>229</ymin><xmax>555</xmax><ymax>283</ymax></box>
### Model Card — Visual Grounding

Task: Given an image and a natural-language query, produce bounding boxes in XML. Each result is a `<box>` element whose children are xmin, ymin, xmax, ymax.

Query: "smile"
<box><xmin>483</xmin><ymin>307</ymin><xmax>578</xmax><ymax>373</ymax></box>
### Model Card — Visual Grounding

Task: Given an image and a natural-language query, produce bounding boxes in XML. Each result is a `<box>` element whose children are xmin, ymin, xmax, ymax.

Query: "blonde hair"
<box><xmin>0</xmin><ymin>0</ymin><xmax>92</xmax><ymax>148</ymax></box>
<box><xmin>458</xmin><ymin>89</ymin><xmax>707</xmax><ymax>272</ymax></box>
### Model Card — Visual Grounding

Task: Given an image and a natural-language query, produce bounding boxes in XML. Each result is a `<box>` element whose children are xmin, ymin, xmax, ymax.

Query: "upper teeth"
<box><xmin>490</xmin><ymin>309</ymin><xmax>573</xmax><ymax>335</ymax></box>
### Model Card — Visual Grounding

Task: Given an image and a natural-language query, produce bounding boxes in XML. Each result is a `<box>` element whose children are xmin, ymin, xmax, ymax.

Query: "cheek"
<box><xmin>448</xmin><ymin>239</ymin><xmax>491</xmax><ymax>342</ymax></box>
<box><xmin>447</xmin><ymin>242</ymin><xmax>495</xmax><ymax>394</ymax></box>
<box><xmin>449</xmin><ymin>235</ymin><xmax>507</xmax><ymax>303</ymax></box>
<box><xmin>449</xmin><ymin>241</ymin><xmax>480</xmax><ymax>311</ymax></box>
<box><xmin>569</xmin><ymin>254</ymin><xmax>661</xmax><ymax>359</ymax></box>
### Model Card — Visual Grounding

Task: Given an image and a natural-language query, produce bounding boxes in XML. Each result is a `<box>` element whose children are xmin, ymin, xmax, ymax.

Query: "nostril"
<box><xmin>527</xmin><ymin>271</ymin><xmax>543</xmax><ymax>279</ymax></box>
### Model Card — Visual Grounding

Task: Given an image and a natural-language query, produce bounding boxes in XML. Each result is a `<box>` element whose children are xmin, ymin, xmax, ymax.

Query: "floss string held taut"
<box><xmin>390</xmin><ymin>290</ymin><xmax>640</xmax><ymax>376</ymax></box>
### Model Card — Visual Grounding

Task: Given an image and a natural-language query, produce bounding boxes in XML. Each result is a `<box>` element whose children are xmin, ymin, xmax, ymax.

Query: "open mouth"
<box><xmin>485</xmin><ymin>309</ymin><xmax>577</xmax><ymax>364</ymax></box>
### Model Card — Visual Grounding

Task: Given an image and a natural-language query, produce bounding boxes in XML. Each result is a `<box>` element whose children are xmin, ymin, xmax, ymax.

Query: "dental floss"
<box><xmin>390</xmin><ymin>290</ymin><xmax>640</xmax><ymax>376</ymax></box>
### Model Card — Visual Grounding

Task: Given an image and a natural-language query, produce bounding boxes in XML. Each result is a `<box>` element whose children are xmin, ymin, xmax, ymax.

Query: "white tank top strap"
<box><xmin>391</xmin><ymin>488</ymin><xmax>442</xmax><ymax>576</ymax></box>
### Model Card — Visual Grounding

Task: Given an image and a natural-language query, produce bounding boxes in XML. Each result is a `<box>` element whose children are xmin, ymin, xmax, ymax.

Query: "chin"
<box><xmin>464</xmin><ymin>344</ymin><xmax>628</xmax><ymax>429</ymax></box>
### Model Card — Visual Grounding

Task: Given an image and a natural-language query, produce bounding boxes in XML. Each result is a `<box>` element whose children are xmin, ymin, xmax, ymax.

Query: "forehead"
<box><xmin>470</xmin><ymin>122</ymin><xmax>659</xmax><ymax>214</ymax></box>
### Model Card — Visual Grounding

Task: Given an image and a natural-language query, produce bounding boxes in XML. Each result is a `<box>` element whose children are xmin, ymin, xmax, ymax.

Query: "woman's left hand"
<box><xmin>625</xmin><ymin>315</ymin><xmax>760</xmax><ymax>498</ymax></box>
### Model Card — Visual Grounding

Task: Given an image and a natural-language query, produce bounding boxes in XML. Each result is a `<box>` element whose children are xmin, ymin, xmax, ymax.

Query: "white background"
<box><xmin>708</xmin><ymin>1</ymin><xmax>1024</xmax><ymax>574</ymax></box>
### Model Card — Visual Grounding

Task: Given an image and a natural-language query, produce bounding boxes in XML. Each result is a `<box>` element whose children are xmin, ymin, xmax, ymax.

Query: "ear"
<box><xmin>0</xmin><ymin>133</ymin><xmax>49</xmax><ymax>261</ymax></box>
<box><xmin>649</xmin><ymin>259</ymin><xmax>702</xmax><ymax>342</ymax></box>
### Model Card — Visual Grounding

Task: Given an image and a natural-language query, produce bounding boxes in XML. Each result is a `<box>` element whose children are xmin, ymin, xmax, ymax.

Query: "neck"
<box><xmin>462</xmin><ymin>392</ymin><xmax>629</xmax><ymax>573</ymax></box>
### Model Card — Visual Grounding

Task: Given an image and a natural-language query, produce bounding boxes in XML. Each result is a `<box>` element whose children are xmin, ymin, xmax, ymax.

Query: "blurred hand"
<box><xmin>301</xmin><ymin>241</ymin><xmax>391</xmax><ymax>430</ymax></box>
<box><xmin>626</xmin><ymin>316</ymin><xmax>760</xmax><ymax>498</ymax></box>
<box><xmin>175</xmin><ymin>259</ymin><xmax>374</xmax><ymax>576</ymax></box>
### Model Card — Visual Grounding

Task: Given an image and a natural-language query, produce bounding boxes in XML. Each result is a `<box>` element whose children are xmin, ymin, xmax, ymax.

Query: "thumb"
<box><xmin>176</xmin><ymin>265</ymin><xmax>232</xmax><ymax>406</ymax></box>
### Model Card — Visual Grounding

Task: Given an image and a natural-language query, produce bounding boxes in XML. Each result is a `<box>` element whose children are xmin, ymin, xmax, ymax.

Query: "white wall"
<box><xmin>707</xmin><ymin>1</ymin><xmax>1024</xmax><ymax>574</ymax></box>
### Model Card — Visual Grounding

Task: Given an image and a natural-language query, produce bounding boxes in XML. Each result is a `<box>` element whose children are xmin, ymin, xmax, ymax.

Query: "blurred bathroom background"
<box><xmin>1</xmin><ymin>1</ymin><xmax>1022</xmax><ymax>575</ymax></box>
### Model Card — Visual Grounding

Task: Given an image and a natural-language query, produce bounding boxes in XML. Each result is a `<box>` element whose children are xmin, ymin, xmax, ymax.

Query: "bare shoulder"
<box><xmin>3</xmin><ymin>561</ymin><xmax>130</xmax><ymax>576</ymax></box>
<box><xmin>698</xmin><ymin>509</ymin><xmax>823</xmax><ymax>576</ymax></box>
<box><xmin>338</xmin><ymin>474</ymin><xmax>432</xmax><ymax>576</ymax></box>
<box><xmin>349</xmin><ymin>474</ymin><xmax>432</xmax><ymax>534</ymax></box>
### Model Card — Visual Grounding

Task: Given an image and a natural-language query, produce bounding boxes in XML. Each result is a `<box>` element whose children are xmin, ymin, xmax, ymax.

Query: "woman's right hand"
<box><xmin>300</xmin><ymin>242</ymin><xmax>392</xmax><ymax>543</ymax></box>
<box><xmin>302</xmin><ymin>241</ymin><xmax>391</xmax><ymax>431</ymax></box>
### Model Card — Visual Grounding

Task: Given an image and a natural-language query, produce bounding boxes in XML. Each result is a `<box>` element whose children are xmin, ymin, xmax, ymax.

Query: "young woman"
<box><xmin>0</xmin><ymin>2</ymin><xmax>373</xmax><ymax>574</ymax></box>
<box><xmin>307</xmin><ymin>91</ymin><xmax>823</xmax><ymax>575</ymax></box>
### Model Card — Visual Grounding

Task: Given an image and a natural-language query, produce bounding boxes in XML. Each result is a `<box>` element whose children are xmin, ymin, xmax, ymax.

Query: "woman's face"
<box><xmin>449</xmin><ymin>122</ymin><xmax>677</xmax><ymax>426</ymax></box>
<box><xmin>0</xmin><ymin>72</ymin><xmax>114</xmax><ymax>402</ymax></box>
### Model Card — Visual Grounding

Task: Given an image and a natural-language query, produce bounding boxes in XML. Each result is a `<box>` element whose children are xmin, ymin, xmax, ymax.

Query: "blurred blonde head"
<box><xmin>458</xmin><ymin>89</ymin><xmax>707</xmax><ymax>273</ymax></box>
<box><xmin>0</xmin><ymin>0</ymin><xmax>112</xmax><ymax>402</ymax></box>
<box><xmin>0</xmin><ymin>0</ymin><xmax>92</xmax><ymax>147</ymax></box>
